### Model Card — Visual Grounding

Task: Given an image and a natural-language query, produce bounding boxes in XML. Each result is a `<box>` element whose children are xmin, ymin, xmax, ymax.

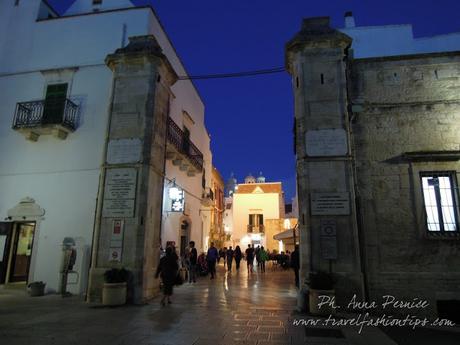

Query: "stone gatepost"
<box><xmin>286</xmin><ymin>18</ymin><xmax>365</xmax><ymax>306</ymax></box>
<box><xmin>88</xmin><ymin>35</ymin><xmax>177</xmax><ymax>303</ymax></box>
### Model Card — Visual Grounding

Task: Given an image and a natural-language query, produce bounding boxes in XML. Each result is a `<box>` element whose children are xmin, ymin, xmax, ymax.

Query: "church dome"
<box><xmin>245</xmin><ymin>173</ymin><xmax>256</xmax><ymax>184</ymax></box>
<box><xmin>256</xmin><ymin>172</ymin><xmax>266</xmax><ymax>183</ymax></box>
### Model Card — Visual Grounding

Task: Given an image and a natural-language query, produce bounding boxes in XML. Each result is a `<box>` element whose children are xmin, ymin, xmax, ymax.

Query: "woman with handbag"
<box><xmin>155</xmin><ymin>246</ymin><xmax>179</xmax><ymax>306</ymax></box>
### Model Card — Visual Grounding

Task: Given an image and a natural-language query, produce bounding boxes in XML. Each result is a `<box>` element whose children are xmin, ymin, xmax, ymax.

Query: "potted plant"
<box><xmin>28</xmin><ymin>281</ymin><xmax>46</xmax><ymax>297</ymax></box>
<box><xmin>308</xmin><ymin>271</ymin><xmax>336</xmax><ymax>315</ymax></box>
<box><xmin>102</xmin><ymin>268</ymin><xmax>129</xmax><ymax>306</ymax></box>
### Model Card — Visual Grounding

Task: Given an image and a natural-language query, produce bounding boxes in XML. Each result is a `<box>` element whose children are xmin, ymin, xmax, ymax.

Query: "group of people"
<box><xmin>155</xmin><ymin>241</ymin><xmax>301</xmax><ymax>306</ymax></box>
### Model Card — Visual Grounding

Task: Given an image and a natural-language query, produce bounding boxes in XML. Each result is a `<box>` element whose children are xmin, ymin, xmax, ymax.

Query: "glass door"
<box><xmin>9</xmin><ymin>223</ymin><xmax>36</xmax><ymax>283</ymax></box>
<box><xmin>0</xmin><ymin>222</ymin><xmax>13</xmax><ymax>284</ymax></box>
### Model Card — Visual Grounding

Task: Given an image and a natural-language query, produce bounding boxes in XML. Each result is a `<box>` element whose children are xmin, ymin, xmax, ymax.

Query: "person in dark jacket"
<box><xmin>207</xmin><ymin>242</ymin><xmax>219</xmax><ymax>279</ymax></box>
<box><xmin>245</xmin><ymin>244</ymin><xmax>255</xmax><ymax>274</ymax></box>
<box><xmin>290</xmin><ymin>245</ymin><xmax>300</xmax><ymax>288</ymax></box>
<box><xmin>226</xmin><ymin>246</ymin><xmax>234</xmax><ymax>272</ymax></box>
<box><xmin>234</xmin><ymin>246</ymin><xmax>242</xmax><ymax>271</ymax></box>
<box><xmin>188</xmin><ymin>241</ymin><xmax>198</xmax><ymax>283</ymax></box>
<box><xmin>155</xmin><ymin>246</ymin><xmax>179</xmax><ymax>306</ymax></box>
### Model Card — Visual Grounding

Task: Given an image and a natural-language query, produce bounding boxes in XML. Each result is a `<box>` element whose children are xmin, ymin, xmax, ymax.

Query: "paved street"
<box><xmin>1</xmin><ymin>263</ymin><xmax>459</xmax><ymax>345</ymax></box>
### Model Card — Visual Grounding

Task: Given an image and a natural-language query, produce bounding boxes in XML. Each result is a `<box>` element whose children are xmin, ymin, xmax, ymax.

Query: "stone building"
<box><xmin>0</xmin><ymin>0</ymin><xmax>213</xmax><ymax>303</ymax></box>
<box><xmin>286</xmin><ymin>14</ymin><xmax>460</xmax><ymax>317</ymax></box>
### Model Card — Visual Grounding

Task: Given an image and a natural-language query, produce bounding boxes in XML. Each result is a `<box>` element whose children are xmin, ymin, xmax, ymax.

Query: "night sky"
<box><xmin>50</xmin><ymin>0</ymin><xmax>460</xmax><ymax>200</ymax></box>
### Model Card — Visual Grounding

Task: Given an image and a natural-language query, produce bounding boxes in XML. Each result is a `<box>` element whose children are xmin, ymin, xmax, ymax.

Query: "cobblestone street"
<box><xmin>1</xmin><ymin>263</ymin><xmax>459</xmax><ymax>345</ymax></box>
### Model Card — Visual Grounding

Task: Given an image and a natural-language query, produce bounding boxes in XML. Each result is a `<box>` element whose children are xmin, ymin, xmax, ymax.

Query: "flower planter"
<box><xmin>309</xmin><ymin>289</ymin><xmax>335</xmax><ymax>315</ymax></box>
<box><xmin>28</xmin><ymin>282</ymin><xmax>46</xmax><ymax>297</ymax></box>
<box><xmin>102</xmin><ymin>282</ymin><xmax>127</xmax><ymax>306</ymax></box>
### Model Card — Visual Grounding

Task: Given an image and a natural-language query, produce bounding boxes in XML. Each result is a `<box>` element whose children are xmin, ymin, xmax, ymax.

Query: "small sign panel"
<box><xmin>311</xmin><ymin>193</ymin><xmax>350</xmax><ymax>215</ymax></box>
<box><xmin>169</xmin><ymin>187</ymin><xmax>185</xmax><ymax>212</ymax></box>
<box><xmin>320</xmin><ymin>219</ymin><xmax>337</xmax><ymax>260</ymax></box>
<box><xmin>109</xmin><ymin>248</ymin><xmax>122</xmax><ymax>262</ymax></box>
<box><xmin>306</xmin><ymin>129</ymin><xmax>348</xmax><ymax>157</ymax></box>
<box><xmin>110</xmin><ymin>219</ymin><xmax>124</xmax><ymax>248</ymax></box>
<box><xmin>320</xmin><ymin>237</ymin><xmax>338</xmax><ymax>260</ymax></box>
<box><xmin>107</xmin><ymin>138</ymin><xmax>142</xmax><ymax>164</ymax></box>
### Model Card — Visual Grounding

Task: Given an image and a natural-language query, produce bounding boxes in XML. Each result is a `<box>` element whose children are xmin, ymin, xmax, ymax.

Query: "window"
<box><xmin>421</xmin><ymin>172</ymin><xmax>459</xmax><ymax>232</ymax></box>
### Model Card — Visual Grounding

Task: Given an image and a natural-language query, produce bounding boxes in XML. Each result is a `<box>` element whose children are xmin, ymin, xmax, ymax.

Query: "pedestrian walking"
<box><xmin>155</xmin><ymin>246</ymin><xmax>179</xmax><ymax>306</ymax></box>
<box><xmin>207</xmin><ymin>242</ymin><xmax>219</xmax><ymax>279</ymax></box>
<box><xmin>218</xmin><ymin>248</ymin><xmax>223</xmax><ymax>264</ymax></box>
<box><xmin>255</xmin><ymin>245</ymin><xmax>261</xmax><ymax>268</ymax></box>
<box><xmin>223</xmin><ymin>247</ymin><xmax>228</xmax><ymax>266</ymax></box>
<box><xmin>245</xmin><ymin>244</ymin><xmax>255</xmax><ymax>274</ymax></box>
<box><xmin>291</xmin><ymin>245</ymin><xmax>300</xmax><ymax>287</ymax></box>
<box><xmin>259</xmin><ymin>246</ymin><xmax>268</xmax><ymax>273</ymax></box>
<box><xmin>226</xmin><ymin>246</ymin><xmax>234</xmax><ymax>271</ymax></box>
<box><xmin>234</xmin><ymin>245</ymin><xmax>242</xmax><ymax>271</ymax></box>
<box><xmin>188</xmin><ymin>241</ymin><xmax>197</xmax><ymax>283</ymax></box>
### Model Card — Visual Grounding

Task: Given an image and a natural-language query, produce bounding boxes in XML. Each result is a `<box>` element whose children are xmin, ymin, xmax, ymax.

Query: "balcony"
<box><xmin>247</xmin><ymin>224</ymin><xmax>265</xmax><ymax>234</ymax></box>
<box><xmin>12</xmin><ymin>99</ymin><xmax>79</xmax><ymax>141</ymax></box>
<box><xmin>201</xmin><ymin>187</ymin><xmax>214</xmax><ymax>207</ymax></box>
<box><xmin>166</xmin><ymin>117</ymin><xmax>204</xmax><ymax>176</ymax></box>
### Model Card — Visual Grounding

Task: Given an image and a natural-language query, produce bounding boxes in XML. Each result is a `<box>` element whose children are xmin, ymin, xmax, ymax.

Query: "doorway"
<box><xmin>0</xmin><ymin>222</ymin><xmax>36</xmax><ymax>284</ymax></box>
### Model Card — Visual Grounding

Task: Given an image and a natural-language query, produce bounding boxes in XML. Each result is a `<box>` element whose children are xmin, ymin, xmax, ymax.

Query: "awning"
<box><xmin>273</xmin><ymin>227</ymin><xmax>299</xmax><ymax>241</ymax></box>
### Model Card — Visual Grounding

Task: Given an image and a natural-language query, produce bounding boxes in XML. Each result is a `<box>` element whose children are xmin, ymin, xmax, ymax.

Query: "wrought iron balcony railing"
<box><xmin>12</xmin><ymin>99</ymin><xmax>79</xmax><ymax>131</ymax></box>
<box><xmin>247</xmin><ymin>224</ymin><xmax>265</xmax><ymax>233</ymax></box>
<box><xmin>167</xmin><ymin>117</ymin><xmax>204</xmax><ymax>171</ymax></box>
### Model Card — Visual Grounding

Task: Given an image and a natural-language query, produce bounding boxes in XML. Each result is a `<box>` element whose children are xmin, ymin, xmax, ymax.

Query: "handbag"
<box><xmin>175</xmin><ymin>272</ymin><xmax>183</xmax><ymax>286</ymax></box>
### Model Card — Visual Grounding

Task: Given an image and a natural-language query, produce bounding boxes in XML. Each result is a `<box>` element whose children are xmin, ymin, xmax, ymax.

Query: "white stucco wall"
<box><xmin>0</xmin><ymin>1</ymin><xmax>211</xmax><ymax>293</ymax></box>
<box><xmin>340</xmin><ymin>20</ymin><xmax>460</xmax><ymax>59</ymax></box>
<box><xmin>65</xmin><ymin>0</ymin><xmax>135</xmax><ymax>15</ymax></box>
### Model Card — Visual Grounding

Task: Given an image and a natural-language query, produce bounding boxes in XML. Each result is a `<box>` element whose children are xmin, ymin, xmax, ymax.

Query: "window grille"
<box><xmin>420</xmin><ymin>172</ymin><xmax>459</xmax><ymax>232</ymax></box>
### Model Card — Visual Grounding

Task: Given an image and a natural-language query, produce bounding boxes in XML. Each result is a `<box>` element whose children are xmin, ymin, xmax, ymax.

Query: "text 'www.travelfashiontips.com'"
<box><xmin>292</xmin><ymin>294</ymin><xmax>456</xmax><ymax>334</ymax></box>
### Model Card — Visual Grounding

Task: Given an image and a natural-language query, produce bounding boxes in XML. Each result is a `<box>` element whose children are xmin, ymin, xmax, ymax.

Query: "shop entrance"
<box><xmin>0</xmin><ymin>222</ymin><xmax>36</xmax><ymax>284</ymax></box>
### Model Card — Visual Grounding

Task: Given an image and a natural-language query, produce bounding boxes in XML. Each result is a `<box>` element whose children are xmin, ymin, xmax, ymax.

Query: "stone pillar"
<box><xmin>88</xmin><ymin>35</ymin><xmax>177</xmax><ymax>303</ymax></box>
<box><xmin>286</xmin><ymin>18</ymin><xmax>365</xmax><ymax>306</ymax></box>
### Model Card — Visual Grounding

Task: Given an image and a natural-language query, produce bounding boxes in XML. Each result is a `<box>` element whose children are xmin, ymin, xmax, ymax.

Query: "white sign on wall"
<box><xmin>109</xmin><ymin>248</ymin><xmax>122</xmax><ymax>262</ymax></box>
<box><xmin>306</xmin><ymin>129</ymin><xmax>348</xmax><ymax>157</ymax></box>
<box><xmin>107</xmin><ymin>138</ymin><xmax>142</xmax><ymax>164</ymax></box>
<box><xmin>169</xmin><ymin>187</ymin><xmax>185</xmax><ymax>212</ymax></box>
<box><xmin>103</xmin><ymin>168</ymin><xmax>137</xmax><ymax>218</ymax></box>
<box><xmin>311</xmin><ymin>193</ymin><xmax>350</xmax><ymax>215</ymax></box>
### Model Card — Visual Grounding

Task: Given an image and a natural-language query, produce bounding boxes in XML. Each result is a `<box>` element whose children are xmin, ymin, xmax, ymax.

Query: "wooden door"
<box><xmin>42</xmin><ymin>83</ymin><xmax>68</xmax><ymax>124</ymax></box>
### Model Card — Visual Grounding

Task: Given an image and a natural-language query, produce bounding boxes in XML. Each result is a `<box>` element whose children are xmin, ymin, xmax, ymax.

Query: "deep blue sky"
<box><xmin>50</xmin><ymin>0</ymin><xmax>460</xmax><ymax>200</ymax></box>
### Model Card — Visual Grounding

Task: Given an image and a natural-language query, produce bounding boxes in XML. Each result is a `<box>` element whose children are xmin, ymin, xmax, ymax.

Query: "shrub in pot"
<box><xmin>308</xmin><ymin>271</ymin><xmax>336</xmax><ymax>315</ymax></box>
<box><xmin>28</xmin><ymin>281</ymin><xmax>46</xmax><ymax>297</ymax></box>
<box><xmin>102</xmin><ymin>268</ymin><xmax>129</xmax><ymax>306</ymax></box>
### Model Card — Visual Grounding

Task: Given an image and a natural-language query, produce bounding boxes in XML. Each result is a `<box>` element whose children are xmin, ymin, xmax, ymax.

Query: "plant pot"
<box><xmin>102</xmin><ymin>282</ymin><xmax>127</xmax><ymax>306</ymax></box>
<box><xmin>28</xmin><ymin>282</ymin><xmax>46</xmax><ymax>297</ymax></box>
<box><xmin>309</xmin><ymin>288</ymin><xmax>335</xmax><ymax>315</ymax></box>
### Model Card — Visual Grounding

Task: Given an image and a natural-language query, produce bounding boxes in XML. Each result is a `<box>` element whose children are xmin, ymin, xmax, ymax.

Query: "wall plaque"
<box><xmin>107</xmin><ymin>138</ymin><xmax>142</xmax><ymax>164</ymax></box>
<box><xmin>311</xmin><ymin>192</ymin><xmax>350</xmax><ymax>215</ymax></box>
<box><xmin>306</xmin><ymin>129</ymin><xmax>348</xmax><ymax>157</ymax></box>
<box><xmin>102</xmin><ymin>168</ymin><xmax>137</xmax><ymax>217</ymax></box>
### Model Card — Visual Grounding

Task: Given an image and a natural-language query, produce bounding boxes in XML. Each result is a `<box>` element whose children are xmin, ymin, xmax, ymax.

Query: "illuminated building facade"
<box><xmin>287</xmin><ymin>13</ymin><xmax>460</xmax><ymax>316</ymax></box>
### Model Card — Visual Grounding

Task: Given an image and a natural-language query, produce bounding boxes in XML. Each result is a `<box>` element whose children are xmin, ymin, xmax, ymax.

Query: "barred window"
<box><xmin>421</xmin><ymin>172</ymin><xmax>459</xmax><ymax>232</ymax></box>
